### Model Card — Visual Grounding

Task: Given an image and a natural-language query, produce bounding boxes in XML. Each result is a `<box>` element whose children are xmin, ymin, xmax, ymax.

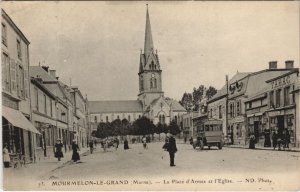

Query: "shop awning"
<box><xmin>2</xmin><ymin>106</ymin><xmax>41</xmax><ymax>135</ymax></box>
<box><xmin>204</xmin><ymin>120</ymin><xmax>223</xmax><ymax>125</ymax></box>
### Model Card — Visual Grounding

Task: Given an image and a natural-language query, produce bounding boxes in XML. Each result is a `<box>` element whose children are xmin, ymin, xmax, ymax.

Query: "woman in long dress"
<box><xmin>54</xmin><ymin>139</ymin><xmax>64</xmax><ymax>161</ymax></box>
<box><xmin>3</xmin><ymin>144</ymin><xmax>10</xmax><ymax>168</ymax></box>
<box><xmin>71</xmin><ymin>140</ymin><xmax>80</xmax><ymax>162</ymax></box>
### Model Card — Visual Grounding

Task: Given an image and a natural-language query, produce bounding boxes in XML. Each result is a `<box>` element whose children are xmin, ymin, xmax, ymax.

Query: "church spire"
<box><xmin>144</xmin><ymin>4</ymin><xmax>154</xmax><ymax>58</ymax></box>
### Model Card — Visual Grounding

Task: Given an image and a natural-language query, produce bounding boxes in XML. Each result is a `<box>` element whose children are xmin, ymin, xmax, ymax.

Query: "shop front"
<box><xmin>2</xmin><ymin>106</ymin><xmax>40</xmax><ymax>162</ymax></box>
<box><xmin>268</xmin><ymin>108</ymin><xmax>296</xmax><ymax>147</ymax></box>
<box><xmin>228</xmin><ymin>116</ymin><xmax>247</xmax><ymax>145</ymax></box>
<box><xmin>246</xmin><ymin>112</ymin><xmax>268</xmax><ymax>146</ymax></box>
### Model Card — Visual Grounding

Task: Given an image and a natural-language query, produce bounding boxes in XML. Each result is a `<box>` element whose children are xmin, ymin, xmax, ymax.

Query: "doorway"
<box><xmin>254</xmin><ymin>121</ymin><xmax>260</xmax><ymax>143</ymax></box>
<box><xmin>277</xmin><ymin>116</ymin><xmax>284</xmax><ymax>138</ymax></box>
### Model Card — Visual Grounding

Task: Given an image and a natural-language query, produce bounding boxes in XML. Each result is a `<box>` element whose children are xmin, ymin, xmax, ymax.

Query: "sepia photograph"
<box><xmin>1</xmin><ymin>1</ymin><xmax>300</xmax><ymax>191</ymax></box>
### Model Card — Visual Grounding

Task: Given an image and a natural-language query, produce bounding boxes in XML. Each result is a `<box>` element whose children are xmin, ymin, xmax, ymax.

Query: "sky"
<box><xmin>2</xmin><ymin>1</ymin><xmax>299</xmax><ymax>101</ymax></box>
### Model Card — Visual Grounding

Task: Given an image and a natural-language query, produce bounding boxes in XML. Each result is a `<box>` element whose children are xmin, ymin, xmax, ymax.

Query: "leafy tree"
<box><xmin>206</xmin><ymin>86</ymin><xmax>217</xmax><ymax>100</ymax></box>
<box><xmin>121</xmin><ymin>118</ymin><xmax>131</xmax><ymax>136</ymax></box>
<box><xmin>168</xmin><ymin>119</ymin><xmax>181</xmax><ymax>135</ymax></box>
<box><xmin>96</xmin><ymin>122</ymin><xmax>111</xmax><ymax>139</ymax></box>
<box><xmin>179</xmin><ymin>92</ymin><xmax>193</xmax><ymax>112</ymax></box>
<box><xmin>111</xmin><ymin>119</ymin><xmax>122</xmax><ymax>136</ymax></box>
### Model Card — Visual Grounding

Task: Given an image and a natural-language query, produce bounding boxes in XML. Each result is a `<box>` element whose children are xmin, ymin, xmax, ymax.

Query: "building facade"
<box><xmin>2</xmin><ymin>9</ymin><xmax>40</xmax><ymax>162</ymax></box>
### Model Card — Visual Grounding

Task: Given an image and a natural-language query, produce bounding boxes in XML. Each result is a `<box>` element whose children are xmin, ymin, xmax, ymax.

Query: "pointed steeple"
<box><xmin>144</xmin><ymin>4</ymin><xmax>154</xmax><ymax>58</ymax></box>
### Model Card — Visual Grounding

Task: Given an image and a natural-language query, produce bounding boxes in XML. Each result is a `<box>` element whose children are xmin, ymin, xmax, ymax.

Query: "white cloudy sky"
<box><xmin>2</xmin><ymin>1</ymin><xmax>299</xmax><ymax>101</ymax></box>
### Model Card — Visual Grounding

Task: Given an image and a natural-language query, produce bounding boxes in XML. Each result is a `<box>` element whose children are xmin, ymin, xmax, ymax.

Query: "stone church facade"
<box><xmin>88</xmin><ymin>7</ymin><xmax>186</xmax><ymax>131</ymax></box>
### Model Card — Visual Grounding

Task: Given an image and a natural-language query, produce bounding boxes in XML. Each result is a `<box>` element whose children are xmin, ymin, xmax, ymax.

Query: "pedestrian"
<box><xmin>283</xmin><ymin>128</ymin><xmax>291</xmax><ymax>150</ymax></box>
<box><xmin>142</xmin><ymin>136</ymin><xmax>147</xmax><ymax>149</ymax></box>
<box><xmin>124</xmin><ymin>138</ymin><xmax>129</xmax><ymax>150</ymax></box>
<box><xmin>54</xmin><ymin>139</ymin><xmax>64</xmax><ymax>161</ymax></box>
<box><xmin>272</xmin><ymin>130</ymin><xmax>278</xmax><ymax>150</ymax></box>
<box><xmin>162</xmin><ymin>137</ymin><xmax>169</xmax><ymax>151</ymax></box>
<box><xmin>3</xmin><ymin>143</ymin><xmax>11</xmax><ymax>168</ymax></box>
<box><xmin>114</xmin><ymin>137</ymin><xmax>119</xmax><ymax>149</ymax></box>
<box><xmin>230</xmin><ymin>129</ymin><xmax>234</xmax><ymax>145</ymax></box>
<box><xmin>249</xmin><ymin>133</ymin><xmax>256</xmax><ymax>149</ymax></box>
<box><xmin>264</xmin><ymin>129</ymin><xmax>271</xmax><ymax>147</ymax></box>
<box><xmin>189</xmin><ymin>137</ymin><xmax>193</xmax><ymax>145</ymax></box>
<box><xmin>71</xmin><ymin>140</ymin><xmax>80</xmax><ymax>162</ymax></box>
<box><xmin>167</xmin><ymin>133</ymin><xmax>177</xmax><ymax>167</ymax></box>
<box><xmin>89</xmin><ymin>140</ymin><xmax>94</xmax><ymax>154</ymax></box>
<box><xmin>184</xmin><ymin>136</ymin><xmax>187</xmax><ymax>143</ymax></box>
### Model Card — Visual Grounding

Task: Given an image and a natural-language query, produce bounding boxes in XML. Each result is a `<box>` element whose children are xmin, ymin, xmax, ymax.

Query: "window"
<box><xmin>128</xmin><ymin>115</ymin><xmax>131</xmax><ymax>122</ymax></box>
<box><xmin>117</xmin><ymin>115</ymin><xmax>120</xmax><ymax>119</ymax></box>
<box><xmin>2</xmin><ymin>52</ymin><xmax>10</xmax><ymax>92</ymax></box>
<box><xmin>284</xmin><ymin>86</ymin><xmax>290</xmax><ymax>106</ymax></box>
<box><xmin>219</xmin><ymin>105</ymin><xmax>222</xmax><ymax>119</ymax></box>
<box><xmin>94</xmin><ymin>116</ymin><xmax>97</xmax><ymax>123</ymax></box>
<box><xmin>229</xmin><ymin>102</ymin><xmax>234</xmax><ymax>118</ymax></box>
<box><xmin>106</xmin><ymin>116</ymin><xmax>108</xmax><ymax>122</ymax></box>
<box><xmin>17</xmin><ymin>65</ymin><xmax>25</xmax><ymax>98</ymax></box>
<box><xmin>150</xmin><ymin>73</ymin><xmax>157</xmax><ymax>89</ymax></box>
<box><xmin>276</xmin><ymin>89</ymin><xmax>281</xmax><ymax>107</ymax></box>
<box><xmin>34</xmin><ymin>87</ymin><xmax>39</xmax><ymax>111</ymax></box>
<box><xmin>236</xmin><ymin>100</ymin><xmax>241</xmax><ymax>116</ymax></box>
<box><xmin>159</xmin><ymin>114</ymin><xmax>165</xmax><ymax>124</ymax></box>
<box><xmin>2</xmin><ymin>23</ymin><xmax>7</xmax><ymax>46</ymax></box>
<box><xmin>270</xmin><ymin>91</ymin><xmax>274</xmax><ymax>108</ymax></box>
<box><xmin>175</xmin><ymin>115</ymin><xmax>178</xmax><ymax>123</ymax></box>
<box><xmin>17</xmin><ymin>39</ymin><xmax>22</xmax><ymax>60</ymax></box>
<box><xmin>210</xmin><ymin>108</ymin><xmax>213</xmax><ymax>118</ymax></box>
<box><xmin>50</xmin><ymin>100</ymin><xmax>53</xmax><ymax>117</ymax></box>
<box><xmin>44</xmin><ymin>94</ymin><xmax>47</xmax><ymax>114</ymax></box>
<box><xmin>140</xmin><ymin>76</ymin><xmax>144</xmax><ymax>91</ymax></box>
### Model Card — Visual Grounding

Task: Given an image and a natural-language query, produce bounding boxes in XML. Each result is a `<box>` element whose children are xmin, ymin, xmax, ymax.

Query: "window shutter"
<box><xmin>10</xmin><ymin>59</ymin><xmax>16</xmax><ymax>94</ymax></box>
<box><xmin>24</xmin><ymin>66</ymin><xmax>28</xmax><ymax>98</ymax></box>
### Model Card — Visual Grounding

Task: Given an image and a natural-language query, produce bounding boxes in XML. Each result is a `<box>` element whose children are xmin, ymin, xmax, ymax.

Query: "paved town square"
<box><xmin>5</xmin><ymin>141</ymin><xmax>299</xmax><ymax>190</ymax></box>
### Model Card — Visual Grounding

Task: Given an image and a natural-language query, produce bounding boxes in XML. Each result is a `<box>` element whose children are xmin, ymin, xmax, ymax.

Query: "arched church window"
<box><xmin>106</xmin><ymin>116</ymin><xmax>108</xmax><ymax>122</ymax></box>
<box><xmin>128</xmin><ymin>115</ymin><xmax>131</xmax><ymax>122</ymax></box>
<box><xmin>150</xmin><ymin>79</ymin><xmax>153</xmax><ymax>88</ymax></box>
<box><xmin>140</xmin><ymin>77</ymin><xmax>144</xmax><ymax>91</ymax></box>
<box><xmin>162</xmin><ymin>115</ymin><xmax>165</xmax><ymax>124</ymax></box>
<box><xmin>154</xmin><ymin>78</ymin><xmax>157</xmax><ymax>88</ymax></box>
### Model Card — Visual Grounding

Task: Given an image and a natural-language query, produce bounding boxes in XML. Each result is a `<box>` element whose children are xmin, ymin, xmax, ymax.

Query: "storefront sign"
<box><xmin>270</xmin><ymin>75</ymin><xmax>290</xmax><ymax>89</ymax></box>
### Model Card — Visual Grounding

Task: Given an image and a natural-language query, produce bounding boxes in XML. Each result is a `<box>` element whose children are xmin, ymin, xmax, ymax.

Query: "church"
<box><xmin>88</xmin><ymin>7</ymin><xmax>186</xmax><ymax>131</ymax></box>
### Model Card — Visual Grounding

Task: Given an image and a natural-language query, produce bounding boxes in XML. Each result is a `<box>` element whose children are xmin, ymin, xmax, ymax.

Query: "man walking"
<box><xmin>167</xmin><ymin>133</ymin><xmax>177</xmax><ymax>167</ymax></box>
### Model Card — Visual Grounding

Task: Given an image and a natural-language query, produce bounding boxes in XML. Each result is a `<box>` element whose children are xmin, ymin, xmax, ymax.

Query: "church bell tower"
<box><xmin>138</xmin><ymin>5</ymin><xmax>164</xmax><ymax>108</ymax></box>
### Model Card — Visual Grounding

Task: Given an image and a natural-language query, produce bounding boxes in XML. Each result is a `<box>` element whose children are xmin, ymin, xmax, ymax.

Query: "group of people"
<box><xmin>248</xmin><ymin>128</ymin><xmax>291</xmax><ymax>150</ymax></box>
<box><xmin>54</xmin><ymin>139</ymin><xmax>80</xmax><ymax>163</ymax></box>
<box><xmin>272</xmin><ymin>129</ymin><xmax>291</xmax><ymax>150</ymax></box>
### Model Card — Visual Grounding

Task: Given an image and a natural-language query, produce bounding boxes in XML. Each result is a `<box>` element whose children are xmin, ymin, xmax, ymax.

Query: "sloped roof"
<box><xmin>88</xmin><ymin>100</ymin><xmax>143</xmax><ymax>113</ymax></box>
<box><xmin>29</xmin><ymin>66</ymin><xmax>58</xmax><ymax>82</ymax></box>
<box><xmin>165</xmin><ymin>99</ymin><xmax>186</xmax><ymax>112</ymax></box>
<box><xmin>245</xmin><ymin>70</ymin><xmax>293</xmax><ymax>96</ymax></box>
<box><xmin>208</xmin><ymin>72</ymin><xmax>251</xmax><ymax>102</ymax></box>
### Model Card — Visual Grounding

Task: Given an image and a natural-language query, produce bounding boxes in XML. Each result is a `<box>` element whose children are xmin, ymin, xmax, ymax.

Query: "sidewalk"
<box><xmin>224</xmin><ymin>144</ymin><xmax>300</xmax><ymax>152</ymax></box>
<box><xmin>3</xmin><ymin>146</ymin><xmax>91</xmax><ymax>190</ymax></box>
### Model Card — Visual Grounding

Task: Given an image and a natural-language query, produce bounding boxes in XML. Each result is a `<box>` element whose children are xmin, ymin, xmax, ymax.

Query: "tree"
<box><xmin>156</xmin><ymin>122</ymin><xmax>163</xmax><ymax>141</ymax></box>
<box><xmin>133</xmin><ymin>116</ymin><xmax>153</xmax><ymax>136</ymax></box>
<box><xmin>168</xmin><ymin>120</ymin><xmax>181</xmax><ymax>135</ymax></box>
<box><xmin>192</xmin><ymin>85</ymin><xmax>205</xmax><ymax>111</ymax></box>
<box><xmin>121</xmin><ymin>118</ymin><xmax>131</xmax><ymax>136</ymax></box>
<box><xmin>206</xmin><ymin>86</ymin><xmax>217</xmax><ymax>100</ymax></box>
<box><xmin>96</xmin><ymin>122</ymin><xmax>110</xmax><ymax>139</ymax></box>
<box><xmin>111</xmin><ymin>119</ymin><xmax>122</xmax><ymax>136</ymax></box>
<box><xmin>179</xmin><ymin>92</ymin><xmax>193</xmax><ymax>112</ymax></box>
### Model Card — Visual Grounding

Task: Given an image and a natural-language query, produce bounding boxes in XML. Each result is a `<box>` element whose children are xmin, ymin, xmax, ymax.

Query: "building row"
<box><xmin>183</xmin><ymin>61</ymin><xmax>300</xmax><ymax>148</ymax></box>
<box><xmin>2</xmin><ymin>10</ymin><xmax>89</xmax><ymax>162</ymax></box>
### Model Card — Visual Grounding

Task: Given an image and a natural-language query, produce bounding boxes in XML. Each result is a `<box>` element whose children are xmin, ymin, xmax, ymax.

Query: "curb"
<box><xmin>224</xmin><ymin>145</ymin><xmax>300</xmax><ymax>152</ymax></box>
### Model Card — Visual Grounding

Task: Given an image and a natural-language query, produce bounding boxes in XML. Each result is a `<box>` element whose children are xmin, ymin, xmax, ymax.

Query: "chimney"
<box><xmin>41</xmin><ymin>66</ymin><xmax>49</xmax><ymax>72</ymax></box>
<box><xmin>285</xmin><ymin>60</ymin><xmax>294</xmax><ymax>69</ymax></box>
<box><xmin>269</xmin><ymin>61</ymin><xmax>277</xmax><ymax>69</ymax></box>
<box><xmin>49</xmin><ymin>70</ymin><xmax>56</xmax><ymax>78</ymax></box>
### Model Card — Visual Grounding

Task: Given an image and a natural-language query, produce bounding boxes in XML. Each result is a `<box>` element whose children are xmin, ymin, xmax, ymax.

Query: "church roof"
<box><xmin>88</xmin><ymin>100</ymin><xmax>143</xmax><ymax>113</ymax></box>
<box><xmin>166</xmin><ymin>99</ymin><xmax>187</xmax><ymax>112</ymax></box>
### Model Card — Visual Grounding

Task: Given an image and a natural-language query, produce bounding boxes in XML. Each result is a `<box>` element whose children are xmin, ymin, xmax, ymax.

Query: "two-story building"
<box><xmin>266</xmin><ymin>64</ymin><xmax>299</xmax><ymax>147</ymax></box>
<box><xmin>2</xmin><ymin>9</ymin><xmax>40</xmax><ymax>162</ymax></box>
